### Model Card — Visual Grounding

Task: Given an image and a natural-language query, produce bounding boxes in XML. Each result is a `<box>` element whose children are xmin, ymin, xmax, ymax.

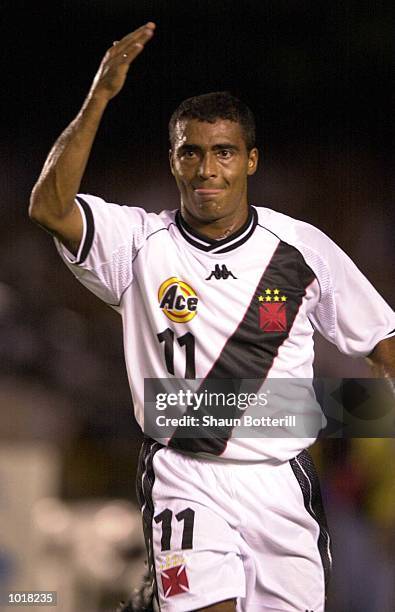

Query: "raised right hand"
<box><xmin>29</xmin><ymin>22</ymin><xmax>156</xmax><ymax>250</ymax></box>
<box><xmin>90</xmin><ymin>22</ymin><xmax>156</xmax><ymax>102</ymax></box>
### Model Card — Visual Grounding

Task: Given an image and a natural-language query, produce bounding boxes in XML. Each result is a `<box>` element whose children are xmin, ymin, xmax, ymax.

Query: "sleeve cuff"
<box><xmin>56</xmin><ymin>196</ymin><xmax>94</xmax><ymax>264</ymax></box>
<box><xmin>383</xmin><ymin>328</ymin><xmax>395</xmax><ymax>340</ymax></box>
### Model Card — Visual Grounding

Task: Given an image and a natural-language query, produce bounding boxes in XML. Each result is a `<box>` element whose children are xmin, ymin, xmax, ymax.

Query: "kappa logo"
<box><xmin>206</xmin><ymin>264</ymin><xmax>237</xmax><ymax>280</ymax></box>
<box><xmin>158</xmin><ymin>277</ymin><xmax>198</xmax><ymax>323</ymax></box>
<box><xmin>258</xmin><ymin>288</ymin><xmax>288</xmax><ymax>332</ymax></box>
<box><xmin>161</xmin><ymin>564</ymin><xmax>190</xmax><ymax>598</ymax></box>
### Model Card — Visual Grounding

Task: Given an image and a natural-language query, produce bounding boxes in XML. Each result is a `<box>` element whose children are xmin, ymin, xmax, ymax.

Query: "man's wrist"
<box><xmin>83</xmin><ymin>89</ymin><xmax>111</xmax><ymax>114</ymax></box>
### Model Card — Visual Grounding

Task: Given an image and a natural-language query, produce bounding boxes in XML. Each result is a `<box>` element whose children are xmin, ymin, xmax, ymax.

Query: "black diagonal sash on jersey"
<box><xmin>169</xmin><ymin>241</ymin><xmax>316</xmax><ymax>455</ymax></box>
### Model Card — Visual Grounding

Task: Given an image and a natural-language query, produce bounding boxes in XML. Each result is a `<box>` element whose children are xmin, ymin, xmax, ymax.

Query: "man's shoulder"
<box><xmin>77</xmin><ymin>193</ymin><xmax>177</xmax><ymax>233</ymax></box>
<box><xmin>253</xmin><ymin>205</ymin><xmax>333</xmax><ymax>253</ymax></box>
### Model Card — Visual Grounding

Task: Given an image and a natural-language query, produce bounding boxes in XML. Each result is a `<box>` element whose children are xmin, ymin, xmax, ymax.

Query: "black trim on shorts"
<box><xmin>169</xmin><ymin>241</ymin><xmax>316</xmax><ymax>455</ymax></box>
<box><xmin>75</xmin><ymin>196</ymin><xmax>95</xmax><ymax>264</ymax></box>
<box><xmin>136</xmin><ymin>437</ymin><xmax>164</xmax><ymax>610</ymax></box>
<box><xmin>289</xmin><ymin>449</ymin><xmax>332</xmax><ymax>595</ymax></box>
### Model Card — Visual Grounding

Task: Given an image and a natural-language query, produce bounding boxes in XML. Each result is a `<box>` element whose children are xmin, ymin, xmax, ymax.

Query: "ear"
<box><xmin>247</xmin><ymin>148</ymin><xmax>259</xmax><ymax>176</ymax></box>
<box><xmin>169</xmin><ymin>149</ymin><xmax>175</xmax><ymax>176</ymax></box>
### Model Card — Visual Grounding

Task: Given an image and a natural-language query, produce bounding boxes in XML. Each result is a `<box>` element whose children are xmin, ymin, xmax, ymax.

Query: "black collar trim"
<box><xmin>176</xmin><ymin>206</ymin><xmax>257</xmax><ymax>253</ymax></box>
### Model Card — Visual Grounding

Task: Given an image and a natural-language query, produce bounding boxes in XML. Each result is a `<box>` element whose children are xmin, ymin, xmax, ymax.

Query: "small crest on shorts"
<box><xmin>161</xmin><ymin>564</ymin><xmax>190</xmax><ymax>598</ymax></box>
<box><xmin>258</xmin><ymin>288</ymin><xmax>287</xmax><ymax>332</ymax></box>
<box><xmin>158</xmin><ymin>553</ymin><xmax>186</xmax><ymax>572</ymax></box>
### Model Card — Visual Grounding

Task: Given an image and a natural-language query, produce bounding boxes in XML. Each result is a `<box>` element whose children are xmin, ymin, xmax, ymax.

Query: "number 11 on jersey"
<box><xmin>157</xmin><ymin>328</ymin><xmax>196</xmax><ymax>379</ymax></box>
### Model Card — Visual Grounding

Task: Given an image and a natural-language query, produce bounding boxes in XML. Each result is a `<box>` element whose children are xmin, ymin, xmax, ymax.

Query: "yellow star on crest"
<box><xmin>265</xmin><ymin>288</ymin><xmax>272</xmax><ymax>295</ymax></box>
<box><xmin>258</xmin><ymin>295</ymin><xmax>264</xmax><ymax>302</ymax></box>
<box><xmin>273</xmin><ymin>289</ymin><xmax>280</xmax><ymax>295</ymax></box>
<box><xmin>281</xmin><ymin>295</ymin><xmax>287</xmax><ymax>301</ymax></box>
<box><xmin>273</xmin><ymin>296</ymin><xmax>279</xmax><ymax>302</ymax></box>
<box><xmin>265</xmin><ymin>296</ymin><xmax>272</xmax><ymax>302</ymax></box>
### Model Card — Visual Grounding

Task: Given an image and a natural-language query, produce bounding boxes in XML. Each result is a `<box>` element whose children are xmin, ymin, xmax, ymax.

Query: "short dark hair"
<box><xmin>169</xmin><ymin>91</ymin><xmax>256</xmax><ymax>151</ymax></box>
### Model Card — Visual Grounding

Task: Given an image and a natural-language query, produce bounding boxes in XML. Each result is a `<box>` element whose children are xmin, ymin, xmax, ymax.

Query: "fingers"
<box><xmin>119</xmin><ymin>22</ymin><xmax>156</xmax><ymax>45</ymax></box>
<box><xmin>121</xmin><ymin>21</ymin><xmax>156</xmax><ymax>43</ymax></box>
<box><xmin>91</xmin><ymin>22</ymin><xmax>155</xmax><ymax>100</ymax></box>
<box><xmin>112</xmin><ymin>22</ymin><xmax>155</xmax><ymax>47</ymax></box>
<box><xmin>109</xmin><ymin>22</ymin><xmax>155</xmax><ymax>61</ymax></box>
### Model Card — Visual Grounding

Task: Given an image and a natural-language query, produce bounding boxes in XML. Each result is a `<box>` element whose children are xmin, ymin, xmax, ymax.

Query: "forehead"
<box><xmin>173</xmin><ymin>119</ymin><xmax>246</xmax><ymax>149</ymax></box>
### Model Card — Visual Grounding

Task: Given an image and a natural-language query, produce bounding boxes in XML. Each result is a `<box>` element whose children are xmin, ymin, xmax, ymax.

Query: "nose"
<box><xmin>198</xmin><ymin>153</ymin><xmax>218</xmax><ymax>180</ymax></box>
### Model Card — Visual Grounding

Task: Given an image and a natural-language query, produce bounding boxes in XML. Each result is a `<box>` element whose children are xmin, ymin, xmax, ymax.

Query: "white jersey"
<box><xmin>55</xmin><ymin>195</ymin><xmax>395</xmax><ymax>462</ymax></box>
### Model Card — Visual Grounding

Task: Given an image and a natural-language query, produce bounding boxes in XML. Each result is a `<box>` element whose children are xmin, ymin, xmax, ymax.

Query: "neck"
<box><xmin>181</xmin><ymin>206</ymin><xmax>249</xmax><ymax>240</ymax></box>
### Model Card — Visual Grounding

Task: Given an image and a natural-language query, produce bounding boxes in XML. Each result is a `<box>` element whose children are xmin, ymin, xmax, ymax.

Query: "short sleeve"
<box><xmin>54</xmin><ymin>193</ymin><xmax>155</xmax><ymax>305</ymax></box>
<box><xmin>303</xmin><ymin>229</ymin><xmax>395</xmax><ymax>357</ymax></box>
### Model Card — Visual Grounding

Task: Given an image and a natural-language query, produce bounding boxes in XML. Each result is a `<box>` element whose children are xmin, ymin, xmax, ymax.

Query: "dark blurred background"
<box><xmin>0</xmin><ymin>1</ymin><xmax>394</xmax><ymax>610</ymax></box>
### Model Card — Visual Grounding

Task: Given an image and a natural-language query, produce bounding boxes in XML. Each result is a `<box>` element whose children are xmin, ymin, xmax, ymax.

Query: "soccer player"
<box><xmin>29</xmin><ymin>22</ymin><xmax>395</xmax><ymax>612</ymax></box>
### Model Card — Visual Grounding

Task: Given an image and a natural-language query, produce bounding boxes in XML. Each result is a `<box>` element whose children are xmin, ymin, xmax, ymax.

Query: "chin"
<box><xmin>190</xmin><ymin>200</ymin><xmax>230</xmax><ymax>222</ymax></box>
<box><xmin>197</xmin><ymin>201</ymin><xmax>222</xmax><ymax>214</ymax></box>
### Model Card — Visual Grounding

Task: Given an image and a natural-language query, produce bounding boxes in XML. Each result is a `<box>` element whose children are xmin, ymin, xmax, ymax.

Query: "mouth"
<box><xmin>193</xmin><ymin>188</ymin><xmax>224</xmax><ymax>198</ymax></box>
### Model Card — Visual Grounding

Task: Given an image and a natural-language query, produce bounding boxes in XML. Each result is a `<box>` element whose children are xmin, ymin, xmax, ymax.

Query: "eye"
<box><xmin>181</xmin><ymin>149</ymin><xmax>197</xmax><ymax>160</ymax></box>
<box><xmin>218</xmin><ymin>149</ymin><xmax>233</xmax><ymax>159</ymax></box>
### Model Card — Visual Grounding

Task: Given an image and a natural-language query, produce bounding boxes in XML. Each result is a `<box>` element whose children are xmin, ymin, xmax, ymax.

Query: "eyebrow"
<box><xmin>212</xmin><ymin>143</ymin><xmax>240</xmax><ymax>151</ymax></box>
<box><xmin>178</xmin><ymin>143</ymin><xmax>240</xmax><ymax>152</ymax></box>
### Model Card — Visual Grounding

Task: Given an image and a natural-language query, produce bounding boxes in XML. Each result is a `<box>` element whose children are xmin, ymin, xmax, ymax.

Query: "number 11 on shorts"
<box><xmin>154</xmin><ymin>507</ymin><xmax>195</xmax><ymax>551</ymax></box>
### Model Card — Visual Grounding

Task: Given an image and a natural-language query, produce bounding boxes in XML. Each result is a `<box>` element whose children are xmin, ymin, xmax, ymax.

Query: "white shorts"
<box><xmin>137</xmin><ymin>439</ymin><xmax>331</xmax><ymax>612</ymax></box>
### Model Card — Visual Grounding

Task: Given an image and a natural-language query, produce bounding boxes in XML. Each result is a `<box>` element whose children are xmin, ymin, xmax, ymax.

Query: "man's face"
<box><xmin>170</xmin><ymin>119</ymin><xmax>258</xmax><ymax>226</ymax></box>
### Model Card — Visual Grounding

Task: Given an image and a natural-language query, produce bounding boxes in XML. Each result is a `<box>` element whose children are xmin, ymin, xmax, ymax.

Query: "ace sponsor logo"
<box><xmin>158</xmin><ymin>277</ymin><xmax>198</xmax><ymax>323</ymax></box>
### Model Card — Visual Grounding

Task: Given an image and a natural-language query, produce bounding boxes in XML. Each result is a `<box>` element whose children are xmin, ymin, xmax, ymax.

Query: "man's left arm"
<box><xmin>366</xmin><ymin>336</ymin><xmax>395</xmax><ymax>383</ymax></box>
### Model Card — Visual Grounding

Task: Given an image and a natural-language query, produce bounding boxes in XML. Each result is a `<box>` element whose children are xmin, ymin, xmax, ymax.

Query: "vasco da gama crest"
<box><xmin>258</xmin><ymin>288</ymin><xmax>288</xmax><ymax>332</ymax></box>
